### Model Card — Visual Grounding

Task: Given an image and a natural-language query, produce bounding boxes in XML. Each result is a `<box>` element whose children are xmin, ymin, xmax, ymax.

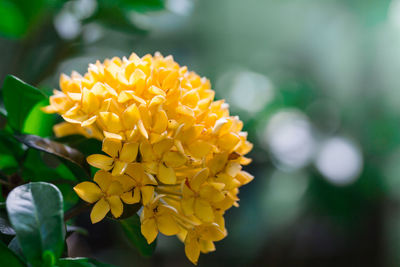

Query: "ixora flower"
<box><xmin>43</xmin><ymin>52</ymin><xmax>253</xmax><ymax>264</ymax></box>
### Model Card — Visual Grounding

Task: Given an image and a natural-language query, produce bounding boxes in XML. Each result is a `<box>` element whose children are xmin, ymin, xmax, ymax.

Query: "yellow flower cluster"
<box><xmin>43</xmin><ymin>52</ymin><xmax>253</xmax><ymax>264</ymax></box>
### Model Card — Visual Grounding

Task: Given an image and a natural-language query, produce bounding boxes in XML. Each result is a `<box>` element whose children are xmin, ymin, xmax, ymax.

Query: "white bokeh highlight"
<box><xmin>389</xmin><ymin>0</ymin><xmax>400</xmax><ymax>29</ymax></box>
<box><xmin>229</xmin><ymin>71</ymin><xmax>274</xmax><ymax>113</ymax></box>
<box><xmin>54</xmin><ymin>11</ymin><xmax>81</xmax><ymax>40</ymax></box>
<box><xmin>315</xmin><ymin>137</ymin><xmax>363</xmax><ymax>186</ymax></box>
<box><xmin>264</xmin><ymin>109</ymin><xmax>315</xmax><ymax>170</ymax></box>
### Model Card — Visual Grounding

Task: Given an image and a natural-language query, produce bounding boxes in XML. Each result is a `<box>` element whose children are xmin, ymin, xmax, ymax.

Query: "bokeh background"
<box><xmin>1</xmin><ymin>0</ymin><xmax>400</xmax><ymax>266</ymax></box>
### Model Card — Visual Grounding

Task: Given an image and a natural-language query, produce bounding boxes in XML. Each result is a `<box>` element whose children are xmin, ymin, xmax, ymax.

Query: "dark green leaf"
<box><xmin>0</xmin><ymin>130</ymin><xmax>22</xmax><ymax>179</ymax></box>
<box><xmin>120</xmin><ymin>214</ymin><xmax>156</xmax><ymax>257</ymax></box>
<box><xmin>6</xmin><ymin>182</ymin><xmax>65</xmax><ymax>266</ymax></box>
<box><xmin>0</xmin><ymin>240</ymin><xmax>25</xmax><ymax>266</ymax></box>
<box><xmin>0</xmin><ymin>188</ymin><xmax>4</xmax><ymax>203</ymax></box>
<box><xmin>15</xmin><ymin>134</ymin><xmax>90</xmax><ymax>179</ymax></box>
<box><xmin>22</xmin><ymin>149</ymin><xmax>75</xmax><ymax>182</ymax></box>
<box><xmin>2</xmin><ymin>75</ymin><xmax>46</xmax><ymax>132</ymax></box>
<box><xmin>0</xmin><ymin>108</ymin><xmax>7</xmax><ymax>130</ymax></box>
<box><xmin>58</xmin><ymin>257</ymin><xmax>117</xmax><ymax>267</ymax></box>
<box><xmin>55</xmin><ymin>135</ymin><xmax>102</xmax><ymax>156</ymax></box>
<box><xmin>8</xmin><ymin>236</ymin><xmax>26</xmax><ymax>263</ymax></box>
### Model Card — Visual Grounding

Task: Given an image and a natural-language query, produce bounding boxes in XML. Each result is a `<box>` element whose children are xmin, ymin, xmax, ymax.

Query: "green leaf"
<box><xmin>22</xmin><ymin>149</ymin><xmax>75</xmax><ymax>182</ymax></box>
<box><xmin>120</xmin><ymin>214</ymin><xmax>156</xmax><ymax>257</ymax></box>
<box><xmin>0</xmin><ymin>240</ymin><xmax>25</xmax><ymax>266</ymax></box>
<box><xmin>0</xmin><ymin>130</ymin><xmax>24</xmax><ymax>174</ymax></box>
<box><xmin>15</xmin><ymin>134</ymin><xmax>90</xmax><ymax>179</ymax></box>
<box><xmin>8</xmin><ymin>236</ymin><xmax>26</xmax><ymax>263</ymax></box>
<box><xmin>2</xmin><ymin>75</ymin><xmax>46</xmax><ymax>132</ymax></box>
<box><xmin>6</xmin><ymin>182</ymin><xmax>65</xmax><ymax>267</ymax></box>
<box><xmin>23</xmin><ymin>99</ymin><xmax>55</xmax><ymax>137</ymax></box>
<box><xmin>55</xmin><ymin>135</ymin><xmax>102</xmax><ymax>156</ymax></box>
<box><xmin>120</xmin><ymin>0</ymin><xmax>164</xmax><ymax>12</ymax></box>
<box><xmin>0</xmin><ymin>0</ymin><xmax>26</xmax><ymax>38</ymax></box>
<box><xmin>58</xmin><ymin>257</ymin><xmax>117</xmax><ymax>267</ymax></box>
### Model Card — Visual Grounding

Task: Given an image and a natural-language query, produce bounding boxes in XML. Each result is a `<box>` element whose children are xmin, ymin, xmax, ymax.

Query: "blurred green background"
<box><xmin>1</xmin><ymin>0</ymin><xmax>400</xmax><ymax>266</ymax></box>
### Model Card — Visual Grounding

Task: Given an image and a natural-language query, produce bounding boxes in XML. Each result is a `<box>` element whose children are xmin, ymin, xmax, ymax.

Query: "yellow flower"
<box><xmin>140</xmin><ymin>195</ymin><xmax>180</xmax><ymax>244</ymax></box>
<box><xmin>120</xmin><ymin>163</ymin><xmax>157</xmax><ymax>205</ymax></box>
<box><xmin>181</xmin><ymin>168</ymin><xmax>225</xmax><ymax>222</ymax></box>
<box><xmin>139</xmin><ymin>138</ymin><xmax>187</xmax><ymax>185</ymax></box>
<box><xmin>73</xmin><ymin>170</ymin><xmax>124</xmax><ymax>223</ymax></box>
<box><xmin>44</xmin><ymin>52</ymin><xmax>254</xmax><ymax>264</ymax></box>
<box><xmin>87</xmin><ymin>137</ymin><xmax>139</xmax><ymax>176</ymax></box>
<box><xmin>184</xmin><ymin>223</ymin><xmax>226</xmax><ymax>265</ymax></box>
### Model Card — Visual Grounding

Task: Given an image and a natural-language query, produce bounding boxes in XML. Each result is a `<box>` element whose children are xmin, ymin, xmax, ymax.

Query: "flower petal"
<box><xmin>188</xmin><ymin>140</ymin><xmax>212</xmax><ymax>158</ymax></box>
<box><xmin>140</xmin><ymin>142</ymin><xmax>155</xmax><ymax>162</ymax></box>
<box><xmin>102</xmin><ymin>138</ymin><xmax>122</xmax><ymax>158</ymax></box>
<box><xmin>152</xmin><ymin>110</ymin><xmax>168</xmax><ymax>133</ymax></box>
<box><xmin>81</xmin><ymin>115</ymin><xmax>97</xmax><ymax>127</ymax></box>
<box><xmin>82</xmin><ymin>88</ymin><xmax>100</xmax><ymax>114</ymax></box>
<box><xmin>225</xmin><ymin>162</ymin><xmax>242</xmax><ymax>177</ymax></box>
<box><xmin>152</xmin><ymin>138</ymin><xmax>174</xmax><ymax>157</ymax></box>
<box><xmin>199</xmin><ymin>240</ymin><xmax>215</xmax><ymax>253</ymax></box>
<box><xmin>74</xmin><ymin>182</ymin><xmax>102</xmax><ymax>203</ymax></box>
<box><xmin>87</xmin><ymin>154</ymin><xmax>114</xmax><ymax>170</ymax></box>
<box><xmin>158</xmin><ymin>163</ymin><xmax>176</xmax><ymax>184</ymax></box>
<box><xmin>207</xmin><ymin>153</ymin><xmax>228</xmax><ymax>175</ymax></box>
<box><xmin>112</xmin><ymin>161</ymin><xmax>128</xmax><ymax>176</ymax></box>
<box><xmin>125</xmin><ymin>162</ymin><xmax>146</xmax><ymax>182</ymax></box>
<box><xmin>235</xmin><ymin>171</ymin><xmax>254</xmax><ymax>185</ymax></box>
<box><xmin>122</xmin><ymin>103</ymin><xmax>140</xmax><ymax>129</ymax></box>
<box><xmin>107</xmin><ymin>195</ymin><xmax>123</xmax><ymax>218</ymax></box>
<box><xmin>99</xmin><ymin>112</ymin><xmax>123</xmax><ymax>133</ymax></box>
<box><xmin>194</xmin><ymin>199</ymin><xmax>214</xmax><ymax>222</ymax></box>
<box><xmin>121</xmin><ymin>187</ymin><xmax>140</xmax><ymax>204</ymax></box>
<box><xmin>181</xmin><ymin>196</ymin><xmax>195</xmax><ymax>216</ymax></box>
<box><xmin>141</xmin><ymin>186</ymin><xmax>154</xmax><ymax>205</ymax></box>
<box><xmin>116</xmin><ymin>174</ymin><xmax>136</xmax><ymax>191</ymax></box>
<box><xmin>138</xmin><ymin>104</ymin><xmax>152</xmax><ymax>129</ymax></box>
<box><xmin>90</xmin><ymin>198</ymin><xmax>110</xmax><ymax>223</ymax></box>
<box><xmin>199</xmin><ymin>185</ymin><xmax>225</xmax><ymax>203</ymax></box>
<box><xmin>137</xmin><ymin>120</ymin><xmax>148</xmax><ymax>139</ymax></box>
<box><xmin>217</xmin><ymin>132</ymin><xmax>240</xmax><ymax>151</ymax></box>
<box><xmin>107</xmin><ymin>181</ymin><xmax>124</xmax><ymax>196</ymax></box>
<box><xmin>143</xmin><ymin>172</ymin><xmax>157</xmax><ymax>185</ymax></box>
<box><xmin>199</xmin><ymin>223</ymin><xmax>226</xmax><ymax>242</ymax></box>
<box><xmin>185</xmin><ymin>231</ymin><xmax>200</xmax><ymax>265</ymax></box>
<box><xmin>119</xmin><ymin>142</ymin><xmax>139</xmax><ymax>162</ymax></box>
<box><xmin>157</xmin><ymin>213</ymin><xmax>180</xmax><ymax>236</ymax></box>
<box><xmin>162</xmin><ymin>151</ymin><xmax>186</xmax><ymax>168</ymax></box>
<box><xmin>141</xmin><ymin>218</ymin><xmax>158</xmax><ymax>244</ymax></box>
<box><xmin>93</xmin><ymin>170</ymin><xmax>112</xmax><ymax>191</ymax></box>
<box><xmin>191</xmin><ymin>168</ymin><xmax>209</xmax><ymax>191</ymax></box>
